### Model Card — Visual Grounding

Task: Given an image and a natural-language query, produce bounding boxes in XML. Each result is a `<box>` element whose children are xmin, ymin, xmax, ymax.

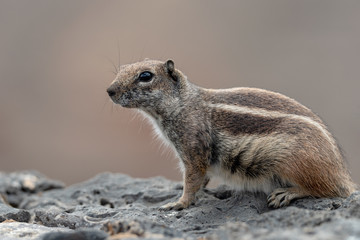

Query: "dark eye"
<box><xmin>138</xmin><ymin>71</ymin><xmax>153</xmax><ymax>82</ymax></box>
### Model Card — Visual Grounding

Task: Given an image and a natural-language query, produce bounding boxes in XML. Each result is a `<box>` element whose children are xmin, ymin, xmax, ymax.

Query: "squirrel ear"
<box><xmin>164</xmin><ymin>60</ymin><xmax>177</xmax><ymax>81</ymax></box>
<box><xmin>165</xmin><ymin>60</ymin><xmax>175</xmax><ymax>72</ymax></box>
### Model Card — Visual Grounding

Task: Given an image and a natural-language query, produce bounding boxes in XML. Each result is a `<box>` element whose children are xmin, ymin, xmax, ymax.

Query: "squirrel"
<box><xmin>107</xmin><ymin>59</ymin><xmax>356</xmax><ymax>210</ymax></box>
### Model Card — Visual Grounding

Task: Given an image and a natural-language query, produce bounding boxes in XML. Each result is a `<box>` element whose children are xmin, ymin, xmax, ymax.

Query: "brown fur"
<box><xmin>107</xmin><ymin>59</ymin><xmax>356</xmax><ymax>210</ymax></box>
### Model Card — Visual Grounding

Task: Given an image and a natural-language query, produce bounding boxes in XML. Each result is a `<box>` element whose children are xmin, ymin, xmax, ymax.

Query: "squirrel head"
<box><xmin>107</xmin><ymin>59</ymin><xmax>186</xmax><ymax>110</ymax></box>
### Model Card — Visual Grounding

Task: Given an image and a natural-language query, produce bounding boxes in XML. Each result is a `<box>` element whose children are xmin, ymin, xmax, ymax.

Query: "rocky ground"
<box><xmin>0</xmin><ymin>171</ymin><xmax>359</xmax><ymax>240</ymax></box>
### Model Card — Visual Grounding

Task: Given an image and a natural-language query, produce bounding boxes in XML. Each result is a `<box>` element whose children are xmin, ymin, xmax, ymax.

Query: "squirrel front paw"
<box><xmin>159</xmin><ymin>201</ymin><xmax>189</xmax><ymax>211</ymax></box>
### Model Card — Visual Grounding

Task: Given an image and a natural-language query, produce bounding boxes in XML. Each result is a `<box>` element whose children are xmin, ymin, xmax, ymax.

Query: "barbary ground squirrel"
<box><xmin>107</xmin><ymin>59</ymin><xmax>356</xmax><ymax>210</ymax></box>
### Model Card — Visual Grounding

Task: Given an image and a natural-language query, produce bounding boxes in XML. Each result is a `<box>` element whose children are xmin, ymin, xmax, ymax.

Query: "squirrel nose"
<box><xmin>107</xmin><ymin>87</ymin><xmax>116</xmax><ymax>97</ymax></box>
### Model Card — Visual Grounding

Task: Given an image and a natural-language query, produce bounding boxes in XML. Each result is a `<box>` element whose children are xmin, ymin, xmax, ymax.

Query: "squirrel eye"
<box><xmin>138</xmin><ymin>71</ymin><xmax>153</xmax><ymax>82</ymax></box>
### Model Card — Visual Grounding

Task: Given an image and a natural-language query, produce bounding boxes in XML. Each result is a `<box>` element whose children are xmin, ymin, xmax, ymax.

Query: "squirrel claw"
<box><xmin>159</xmin><ymin>201</ymin><xmax>188</xmax><ymax>211</ymax></box>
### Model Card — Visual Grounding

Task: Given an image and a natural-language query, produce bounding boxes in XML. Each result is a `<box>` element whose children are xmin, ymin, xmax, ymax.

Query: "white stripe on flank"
<box><xmin>208</xmin><ymin>103</ymin><xmax>337</xmax><ymax>155</ymax></box>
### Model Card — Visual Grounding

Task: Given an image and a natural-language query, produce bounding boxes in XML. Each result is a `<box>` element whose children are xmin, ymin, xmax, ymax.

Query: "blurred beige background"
<box><xmin>0</xmin><ymin>0</ymin><xmax>359</xmax><ymax>185</ymax></box>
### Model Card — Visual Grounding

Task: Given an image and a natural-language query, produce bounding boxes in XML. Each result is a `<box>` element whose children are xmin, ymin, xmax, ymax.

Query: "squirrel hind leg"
<box><xmin>267</xmin><ymin>187</ymin><xmax>309</xmax><ymax>208</ymax></box>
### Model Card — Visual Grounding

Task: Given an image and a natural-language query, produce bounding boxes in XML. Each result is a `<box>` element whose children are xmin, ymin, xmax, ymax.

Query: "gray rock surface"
<box><xmin>0</xmin><ymin>222</ymin><xmax>72</xmax><ymax>240</ymax></box>
<box><xmin>0</xmin><ymin>171</ymin><xmax>360</xmax><ymax>239</ymax></box>
<box><xmin>0</xmin><ymin>171</ymin><xmax>64</xmax><ymax>208</ymax></box>
<box><xmin>0</xmin><ymin>202</ymin><xmax>30</xmax><ymax>223</ymax></box>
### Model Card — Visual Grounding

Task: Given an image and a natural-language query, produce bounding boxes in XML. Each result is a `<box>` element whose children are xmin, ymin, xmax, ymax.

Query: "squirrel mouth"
<box><xmin>109</xmin><ymin>91</ymin><xmax>139</xmax><ymax>108</ymax></box>
<box><xmin>117</xmin><ymin>93</ymin><xmax>134</xmax><ymax>108</ymax></box>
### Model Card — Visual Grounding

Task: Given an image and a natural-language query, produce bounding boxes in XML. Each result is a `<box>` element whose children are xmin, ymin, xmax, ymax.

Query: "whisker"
<box><xmin>107</xmin><ymin>70</ymin><xmax>118</xmax><ymax>76</ymax></box>
<box><xmin>130</xmin><ymin>47</ymin><xmax>135</xmax><ymax>63</ymax></box>
<box><xmin>129</xmin><ymin>111</ymin><xmax>144</xmax><ymax>135</ymax></box>
<box><xmin>136</xmin><ymin>112</ymin><xmax>144</xmax><ymax>134</ymax></box>
<box><xmin>161</xmin><ymin>46</ymin><xmax>169</xmax><ymax>61</ymax></box>
<box><xmin>139</xmin><ymin>43</ymin><xmax>147</xmax><ymax>62</ymax></box>
<box><xmin>114</xmin><ymin>104</ymin><xmax>122</xmax><ymax>114</ymax></box>
<box><xmin>130</xmin><ymin>111</ymin><xmax>138</xmax><ymax>122</ymax></box>
<box><xmin>100</xmin><ymin>97</ymin><xmax>110</xmax><ymax>115</ymax></box>
<box><xmin>101</xmin><ymin>54</ymin><xmax>119</xmax><ymax>74</ymax></box>
<box><xmin>117</xmin><ymin>39</ymin><xmax>121</xmax><ymax>70</ymax></box>
<box><xmin>110</xmin><ymin>102</ymin><xmax>114</xmax><ymax>116</ymax></box>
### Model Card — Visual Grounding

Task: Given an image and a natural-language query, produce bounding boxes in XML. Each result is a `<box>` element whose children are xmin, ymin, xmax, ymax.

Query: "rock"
<box><xmin>0</xmin><ymin>202</ymin><xmax>31</xmax><ymax>223</ymax></box>
<box><xmin>211</xmin><ymin>218</ymin><xmax>360</xmax><ymax>240</ymax></box>
<box><xmin>0</xmin><ymin>171</ymin><xmax>64</xmax><ymax>208</ymax></box>
<box><xmin>41</xmin><ymin>229</ymin><xmax>108</xmax><ymax>240</ymax></box>
<box><xmin>0</xmin><ymin>221</ymin><xmax>72</xmax><ymax>240</ymax></box>
<box><xmin>0</xmin><ymin>171</ymin><xmax>360</xmax><ymax>239</ymax></box>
